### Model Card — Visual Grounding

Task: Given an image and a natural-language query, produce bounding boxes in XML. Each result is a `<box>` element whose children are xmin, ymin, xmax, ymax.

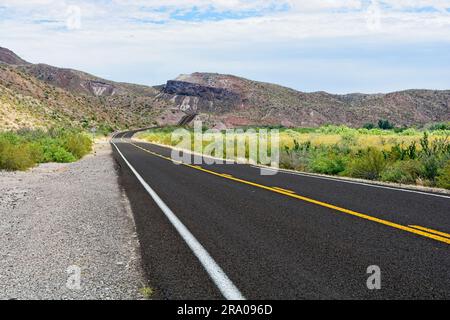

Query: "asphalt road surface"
<box><xmin>112</xmin><ymin>131</ymin><xmax>450</xmax><ymax>300</ymax></box>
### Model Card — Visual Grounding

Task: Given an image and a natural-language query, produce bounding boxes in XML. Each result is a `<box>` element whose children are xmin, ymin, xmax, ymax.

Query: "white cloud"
<box><xmin>1</xmin><ymin>0</ymin><xmax>449</xmax><ymax>92</ymax></box>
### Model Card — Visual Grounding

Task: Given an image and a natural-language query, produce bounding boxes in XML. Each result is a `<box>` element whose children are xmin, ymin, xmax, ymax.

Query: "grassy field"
<box><xmin>0</xmin><ymin>128</ymin><xmax>93</xmax><ymax>171</ymax></box>
<box><xmin>136</xmin><ymin>125</ymin><xmax>450</xmax><ymax>190</ymax></box>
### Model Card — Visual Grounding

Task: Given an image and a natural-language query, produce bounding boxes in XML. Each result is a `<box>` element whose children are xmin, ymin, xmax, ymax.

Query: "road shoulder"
<box><xmin>0</xmin><ymin>141</ymin><xmax>146</xmax><ymax>300</ymax></box>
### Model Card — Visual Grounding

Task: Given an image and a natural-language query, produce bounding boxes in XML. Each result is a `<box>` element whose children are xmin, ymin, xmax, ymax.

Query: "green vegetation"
<box><xmin>139</xmin><ymin>286</ymin><xmax>155</xmax><ymax>299</ymax></box>
<box><xmin>281</xmin><ymin>131</ymin><xmax>449</xmax><ymax>189</ymax></box>
<box><xmin>0</xmin><ymin>128</ymin><xmax>93</xmax><ymax>171</ymax></box>
<box><xmin>437</xmin><ymin>161</ymin><xmax>450</xmax><ymax>189</ymax></box>
<box><xmin>137</xmin><ymin>124</ymin><xmax>450</xmax><ymax>190</ymax></box>
<box><xmin>378</xmin><ymin>119</ymin><xmax>395</xmax><ymax>130</ymax></box>
<box><xmin>428</xmin><ymin>122</ymin><xmax>450</xmax><ymax>131</ymax></box>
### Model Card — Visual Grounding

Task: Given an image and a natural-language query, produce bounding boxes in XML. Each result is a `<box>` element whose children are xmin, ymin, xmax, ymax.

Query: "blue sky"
<box><xmin>0</xmin><ymin>0</ymin><xmax>450</xmax><ymax>93</ymax></box>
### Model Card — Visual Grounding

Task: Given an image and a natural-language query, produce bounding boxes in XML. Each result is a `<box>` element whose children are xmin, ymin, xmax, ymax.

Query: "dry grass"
<box><xmin>279</xmin><ymin>131</ymin><xmax>447</xmax><ymax>152</ymax></box>
<box><xmin>136</xmin><ymin>126</ymin><xmax>450</xmax><ymax>189</ymax></box>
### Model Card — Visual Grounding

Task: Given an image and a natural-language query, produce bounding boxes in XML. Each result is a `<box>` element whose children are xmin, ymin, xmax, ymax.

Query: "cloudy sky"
<box><xmin>1</xmin><ymin>0</ymin><xmax>449</xmax><ymax>93</ymax></box>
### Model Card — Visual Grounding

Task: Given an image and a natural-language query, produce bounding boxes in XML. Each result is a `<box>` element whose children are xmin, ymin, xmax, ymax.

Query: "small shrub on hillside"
<box><xmin>98</xmin><ymin>124</ymin><xmax>115</xmax><ymax>136</ymax></box>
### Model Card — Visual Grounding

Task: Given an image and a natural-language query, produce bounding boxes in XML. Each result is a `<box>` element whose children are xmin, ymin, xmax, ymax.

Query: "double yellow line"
<box><xmin>128</xmin><ymin>141</ymin><xmax>450</xmax><ymax>246</ymax></box>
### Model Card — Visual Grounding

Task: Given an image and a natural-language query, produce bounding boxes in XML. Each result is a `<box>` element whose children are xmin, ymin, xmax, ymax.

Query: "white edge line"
<box><xmin>251</xmin><ymin>165</ymin><xmax>450</xmax><ymax>200</ymax></box>
<box><xmin>111</xmin><ymin>138</ymin><xmax>246</xmax><ymax>300</ymax></box>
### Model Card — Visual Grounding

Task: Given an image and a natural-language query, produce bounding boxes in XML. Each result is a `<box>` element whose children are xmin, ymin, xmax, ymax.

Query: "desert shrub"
<box><xmin>52</xmin><ymin>148</ymin><xmax>77</xmax><ymax>163</ymax></box>
<box><xmin>389</xmin><ymin>142</ymin><xmax>418</xmax><ymax>161</ymax></box>
<box><xmin>317</xmin><ymin>125</ymin><xmax>354</xmax><ymax>135</ymax></box>
<box><xmin>38</xmin><ymin>141</ymin><xmax>76</xmax><ymax>163</ymax></box>
<box><xmin>381</xmin><ymin>160</ymin><xmax>423</xmax><ymax>184</ymax></box>
<box><xmin>378</xmin><ymin>119</ymin><xmax>394</xmax><ymax>130</ymax></box>
<box><xmin>309</xmin><ymin>152</ymin><xmax>347</xmax><ymax>175</ymax></box>
<box><xmin>345</xmin><ymin>148</ymin><xmax>387</xmax><ymax>180</ymax></box>
<box><xmin>341</xmin><ymin>132</ymin><xmax>357</xmax><ymax>146</ymax></box>
<box><xmin>399</xmin><ymin>128</ymin><xmax>419</xmax><ymax>136</ymax></box>
<box><xmin>429</xmin><ymin>122</ymin><xmax>450</xmax><ymax>131</ymax></box>
<box><xmin>280</xmin><ymin>141</ymin><xmax>313</xmax><ymax>171</ymax></box>
<box><xmin>290</xmin><ymin>127</ymin><xmax>316</xmax><ymax>134</ymax></box>
<box><xmin>362</xmin><ymin>123</ymin><xmax>375</xmax><ymax>130</ymax></box>
<box><xmin>0</xmin><ymin>128</ymin><xmax>93</xmax><ymax>171</ymax></box>
<box><xmin>420</xmin><ymin>155</ymin><xmax>440</xmax><ymax>181</ymax></box>
<box><xmin>62</xmin><ymin>132</ymin><xmax>92</xmax><ymax>159</ymax></box>
<box><xmin>0</xmin><ymin>131</ymin><xmax>24</xmax><ymax>145</ymax></box>
<box><xmin>280</xmin><ymin>149</ymin><xmax>312</xmax><ymax>171</ymax></box>
<box><xmin>436</xmin><ymin>161</ymin><xmax>450</xmax><ymax>189</ymax></box>
<box><xmin>98</xmin><ymin>124</ymin><xmax>115</xmax><ymax>136</ymax></box>
<box><xmin>0</xmin><ymin>140</ymin><xmax>39</xmax><ymax>171</ymax></box>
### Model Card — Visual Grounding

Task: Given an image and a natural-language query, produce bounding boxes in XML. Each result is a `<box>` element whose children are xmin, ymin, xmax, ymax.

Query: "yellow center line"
<box><xmin>272</xmin><ymin>187</ymin><xmax>296</xmax><ymax>194</ymax></box>
<box><xmin>127</xmin><ymin>142</ymin><xmax>450</xmax><ymax>245</ymax></box>
<box><xmin>409</xmin><ymin>225</ymin><xmax>450</xmax><ymax>239</ymax></box>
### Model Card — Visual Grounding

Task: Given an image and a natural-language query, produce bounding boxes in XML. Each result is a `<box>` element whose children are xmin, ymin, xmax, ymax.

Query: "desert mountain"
<box><xmin>1</xmin><ymin>46</ymin><xmax>449</xmax><ymax>131</ymax></box>
<box><xmin>17</xmin><ymin>63</ymin><xmax>160</xmax><ymax>97</ymax></box>
<box><xmin>0</xmin><ymin>47</ymin><xmax>173</xmax><ymax>130</ymax></box>
<box><xmin>158</xmin><ymin>72</ymin><xmax>450</xmax><ymax>127</ymax></box>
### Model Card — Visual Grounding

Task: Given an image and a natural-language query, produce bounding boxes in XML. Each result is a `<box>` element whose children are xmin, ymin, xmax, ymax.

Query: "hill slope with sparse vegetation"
<box><xmin>157</xmin><ymin>72</ymin><xmax>450</xmax><ymax>128</ymax></box>
<box><xmin>0</xmin><ymin>47</ymin><xmax>171</xmax><ymax>132</ymax></box>
<box><xmin>1</xmin><ymin>46</ymin><xmax>449</xmax><ymax>132</ymax></box>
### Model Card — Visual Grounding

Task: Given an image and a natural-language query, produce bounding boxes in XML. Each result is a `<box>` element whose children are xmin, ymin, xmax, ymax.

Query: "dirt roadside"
<box><xmin>0</xmin><ymin>140</ymin><xmax>147</xmax><ymax>300</ymax></box>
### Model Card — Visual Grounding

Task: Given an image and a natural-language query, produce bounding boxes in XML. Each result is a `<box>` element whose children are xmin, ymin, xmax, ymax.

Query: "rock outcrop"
<box><xmin>161</xmin><ymin>80</ymin><xmax>242</xmax><ymax>114</ymax></box>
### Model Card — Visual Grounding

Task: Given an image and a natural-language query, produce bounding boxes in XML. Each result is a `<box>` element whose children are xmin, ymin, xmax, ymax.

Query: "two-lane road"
<box><xmin>112</xmin><ymin>131</ymin><xmax>450</xmax><ymax>300</ymax></box>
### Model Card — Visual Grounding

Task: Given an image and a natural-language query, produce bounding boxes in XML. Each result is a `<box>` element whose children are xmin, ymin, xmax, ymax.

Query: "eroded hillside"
<box><xmin>157</xmin><ymin>72</ymin><xmax>450</xmax><ymax>127</ymax></box>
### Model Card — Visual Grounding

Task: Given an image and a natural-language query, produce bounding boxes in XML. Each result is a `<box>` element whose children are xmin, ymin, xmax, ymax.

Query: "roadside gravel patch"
<box><xmin>0</xmin><ymin>141</ymin><xmax>146</xmax><ymax>300</ymax></box>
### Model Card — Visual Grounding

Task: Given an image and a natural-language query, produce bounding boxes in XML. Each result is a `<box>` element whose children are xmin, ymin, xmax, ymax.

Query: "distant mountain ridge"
<box><xmin>1</xmin><ymin>47</ymin><xmax>449</xmax><ymax>131</ymax></box>
<box><xmin>158</xmin><ymin>72</ymin><xmax>450</xmax><ymax>127</ymax></box>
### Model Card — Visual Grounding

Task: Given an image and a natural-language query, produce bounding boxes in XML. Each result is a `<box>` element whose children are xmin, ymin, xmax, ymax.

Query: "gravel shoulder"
<box><xmin>0</xmin><ymin>141</ymin><xmax>146</xmax><ymax>300</ymax></box>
